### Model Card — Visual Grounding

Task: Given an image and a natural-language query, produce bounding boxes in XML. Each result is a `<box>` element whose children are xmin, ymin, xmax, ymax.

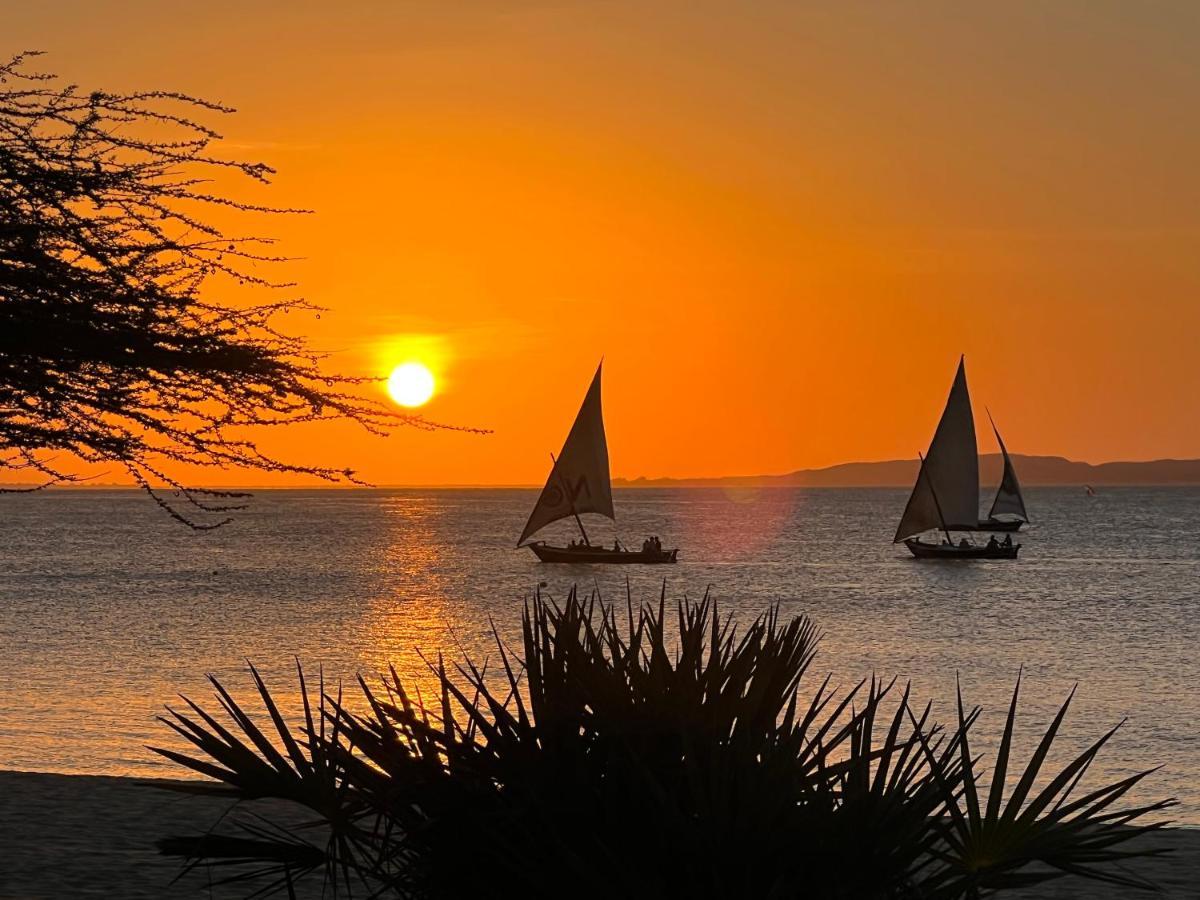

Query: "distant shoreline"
<box><xmin>6</xmin><ymin>454</ymin><xmax>1200</xmax><ymax>491</ymax></box>
<box><xmin>614</xmin><ymin>453</ymin><xmax>1200</xmax><ymax>489</ymax></box>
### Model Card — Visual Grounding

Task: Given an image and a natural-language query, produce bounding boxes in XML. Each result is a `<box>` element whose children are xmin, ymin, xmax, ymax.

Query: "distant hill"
<box><xmin>616</xmin><ymin>455</ymin><xmax>1200</xmax><ymax>488</ymax></box>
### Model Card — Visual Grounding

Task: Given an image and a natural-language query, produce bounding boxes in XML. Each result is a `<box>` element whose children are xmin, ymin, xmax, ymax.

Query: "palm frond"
<box><xmin>155</xmin><ymin>587</ymin><xmax>1172</xmax><ymax>900</ymax></box>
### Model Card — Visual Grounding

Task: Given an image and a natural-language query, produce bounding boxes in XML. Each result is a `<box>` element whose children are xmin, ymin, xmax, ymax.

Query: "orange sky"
<box><xmin>9</xmin><ymin>2</ymin><xmax>1200</xmax><ymax>485</ymax></box>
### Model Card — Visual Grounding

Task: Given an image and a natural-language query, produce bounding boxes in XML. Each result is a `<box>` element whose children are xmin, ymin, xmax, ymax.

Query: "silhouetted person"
<box><xmin>1002</xmin><ymin>534</ymin><xmax>1013</xmax><ymax>548</ymax></box>
<box><xmin>986</xmin><ymin>535</ymin><xmax>999</xmax><ymax>549</ymax></box>
<box><xmin>959</xmin><ymin>538</ymin><xmax>969</xmax><ymax>549</ymax></box>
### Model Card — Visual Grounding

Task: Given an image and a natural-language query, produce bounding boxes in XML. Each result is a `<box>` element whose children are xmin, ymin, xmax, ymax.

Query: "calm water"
<box><xmin>0</xmin><ymin>487</ymin><xmax>1197</xmax><ymax>821</ymax></box>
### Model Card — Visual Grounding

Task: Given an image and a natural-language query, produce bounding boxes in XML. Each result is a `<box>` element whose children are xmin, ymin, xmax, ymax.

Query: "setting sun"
<box><xmin>387</xmin><ymin>362</ymin><xmax>435</xmax><ymax>408</ymax></box>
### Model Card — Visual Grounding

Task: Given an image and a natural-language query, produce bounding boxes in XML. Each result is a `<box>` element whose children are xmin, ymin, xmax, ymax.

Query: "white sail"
<box><xmin>894</xmin><ymin>358</ymin><xmax>980</xmax><ymax>542</ymax></box>
<box><xmin>518</xmin><ymin>363</ymin><xmax>615</xmax><ymax>546</ymax></box>
<box><xmin>987</xmin><ymin>414</ymin><xmax>1029</xmax><ymax>522</ymax></box>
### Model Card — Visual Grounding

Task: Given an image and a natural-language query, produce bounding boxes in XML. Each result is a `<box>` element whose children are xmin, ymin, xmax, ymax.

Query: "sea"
<box><xmin>1</xmin><ymin>486</ymin><xmax>1197</xmax><ymax>822</ymax></box>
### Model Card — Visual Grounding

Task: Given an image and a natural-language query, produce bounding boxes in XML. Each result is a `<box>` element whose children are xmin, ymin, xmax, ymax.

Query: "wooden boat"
<box><xmin>894</xmin><ymin>357</ymin><xmax>1021</xmax><ymax>560</ymax></box>
<box><xmin>527</xmin><ymin>542</ymin><xmax>679</xmax><ymax>564</ymax></box>
<box><xmin>518</xmin><ymin>363</ymin><xmax>678</xmax><ymax>564</ymax></box>
<box><xmin>905</xmin><ymin>537</ymin><xmax>1019</xmax><ymax>560</ymax></box>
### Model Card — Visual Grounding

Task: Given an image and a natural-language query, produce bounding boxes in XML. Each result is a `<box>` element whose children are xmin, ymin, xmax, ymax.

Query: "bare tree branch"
<box><xmin>0</xmin><ymin>51</ymin><xmax>482</xmax><ymax>527</ymax></box>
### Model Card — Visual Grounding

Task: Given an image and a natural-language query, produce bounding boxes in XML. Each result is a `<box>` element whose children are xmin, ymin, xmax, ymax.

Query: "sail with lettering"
<box><xmin>894</xmin><ymin>358</ymin><xmax>980</xmax><ymax>542</ymax></box>
<box><xmin>986</xmin><ymin>412</ymin><xmax>1029</xmax><ymax>523</ymax></box>
<box><xmin>517</xmin><ymin>363</ymin><xmax>615</xmax><ymax>547</ymax></box>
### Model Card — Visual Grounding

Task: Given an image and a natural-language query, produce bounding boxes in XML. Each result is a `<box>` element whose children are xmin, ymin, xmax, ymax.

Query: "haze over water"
<box><xmin>1</xmin><ymin>487</ymin><xmax>1196</xmax><ymax>822</ymax></box>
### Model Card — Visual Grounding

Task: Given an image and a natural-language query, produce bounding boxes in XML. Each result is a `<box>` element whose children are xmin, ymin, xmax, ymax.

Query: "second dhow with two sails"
<box><xmin>517</xmin><ymin>363</ymin><xmax>678</xmax><ymax>564</ymax></box>
<box><xmin>895</xmin><ymin>357</ymin><xmax>1030</xmax><ymax>560</ymax></box>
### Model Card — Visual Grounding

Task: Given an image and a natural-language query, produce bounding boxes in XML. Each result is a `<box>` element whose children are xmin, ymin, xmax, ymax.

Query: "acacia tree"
<box><xmin>0</xmin><ymin>51</ymin><xmax>462</xmax><ymax>527</ymax></box>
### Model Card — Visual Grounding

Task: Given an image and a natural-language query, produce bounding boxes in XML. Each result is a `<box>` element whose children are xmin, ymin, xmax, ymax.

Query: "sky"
<box><xmin>8</xmin><ymin>1</ymin><xmax>1200</xmax><ymax>485</ymax></box>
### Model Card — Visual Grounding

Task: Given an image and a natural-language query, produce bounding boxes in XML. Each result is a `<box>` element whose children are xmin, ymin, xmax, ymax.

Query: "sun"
<box><xmin>387</xmin><ymin>362</ymin><xmax>436</xmax><ymax>407</ymax></box>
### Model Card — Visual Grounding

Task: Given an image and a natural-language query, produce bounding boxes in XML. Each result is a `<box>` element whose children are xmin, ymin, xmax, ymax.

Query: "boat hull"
<box><xmin>904</xmin><ymin>538</ymin><xmax>1019</xmax><ymax>560</ymax></box>
<box><xmin>967</xmin><ymin>518</ymin><xmax>1024</xmax><ymax>533</ymax></box>
<box><xmin>527</xmin><ymin>543</ymin><xmax>678</xmax><ymax>564</ymax></box>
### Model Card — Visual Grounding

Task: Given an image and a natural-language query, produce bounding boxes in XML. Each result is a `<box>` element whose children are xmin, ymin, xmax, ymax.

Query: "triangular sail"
<box><xmin>894</xmin><ymin>358</ymin><xmax>980</xmax><ymax>542</ymax></box>
<box><xmin>518</xmin><ymin>364</ymin><xmax>615</xmax><ymax>546</ymax></box>
<box><xmin>987</xmin><ymin>413</ymin><xmax>1029</xmax><ymax>522</ymax></box>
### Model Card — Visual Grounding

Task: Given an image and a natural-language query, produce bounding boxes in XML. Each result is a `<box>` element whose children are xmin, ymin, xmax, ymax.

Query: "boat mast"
<box><xmin>550</xmin><ymin>452</ymin><xmax>591</xmax><ymax>546</ymax></box>
<box><xmin>918</xmin><ymin>451</ymin><xmax>955</xmax><ymax>544</ymax></box>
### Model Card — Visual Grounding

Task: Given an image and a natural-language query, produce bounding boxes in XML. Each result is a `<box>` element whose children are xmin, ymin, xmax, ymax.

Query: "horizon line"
<box><xmin>5</xmin><ymin>451</ymin><xmax>1200</xmax><ymax>491</ymax></box>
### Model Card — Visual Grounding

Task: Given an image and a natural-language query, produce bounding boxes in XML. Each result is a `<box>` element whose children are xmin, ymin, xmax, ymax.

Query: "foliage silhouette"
<box><xmin>154</xmin><ymin>588</ymin><xmax>1173</xmax><ymax>898</ymax></box>
<box><xmin>0</xmin><ymin>51</ymin><xmax>476</xmax><ymax>526</ymax></box>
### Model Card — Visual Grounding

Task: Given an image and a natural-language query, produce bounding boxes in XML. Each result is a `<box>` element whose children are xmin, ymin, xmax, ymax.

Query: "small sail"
<box><xmin>986</xmin><ymin>413</ymin><xmax>1029</xmax><ymax>522</ymax></box>
<box><xmin>894</xmin><ymin>358</ymin><xmax>980</xmax><ymax>542</ymax></box>
<box><xmin>518</xmin><ymin>363</ymin><xmax>615</xmax><ymax>546</ymax></box>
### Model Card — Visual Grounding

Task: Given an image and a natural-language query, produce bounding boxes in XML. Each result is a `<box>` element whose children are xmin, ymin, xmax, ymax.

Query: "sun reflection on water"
<box><xmin>356</xmin><ymin>494</ymin><xmax>506</xmax><ymax>707</ymax></box>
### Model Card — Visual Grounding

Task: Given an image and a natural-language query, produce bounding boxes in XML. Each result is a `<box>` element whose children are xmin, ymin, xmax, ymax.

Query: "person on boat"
<box><xmin>958</xmin><ymin>537</ymin><xmax>970</xmax><ymax>549</ymax></box>
<box><xmin>986</xmin><ymin>535</ymin><xmax>999</xmax><ymax>550</ymax></box>
<box><xmin>1001</xmin><ymin>534</ymin><xmax>1013</xmax><ymax>548</ymax></box>
<box><xmin>614</xmin><ymin>538</ymin><xmax>621</xmax><ymax>551</ymax></box>
<box><xmin>652</xmin><ymin>536</ymin><xmax>661</xmax><ymax>551</ymax></box>
<box><xmin>642</xmin><ymin>538</ymin><xmax>652</xmax><ymax>553</ymax></box>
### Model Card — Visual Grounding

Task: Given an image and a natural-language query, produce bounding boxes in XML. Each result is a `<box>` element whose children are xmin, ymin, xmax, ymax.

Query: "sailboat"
<box><xmin>976</xmin><ymin>410</ymin><xmax>1029</xmax><ymax>532</ymax></box>
<box><xmin>518</xmin><ymin>363</ymin><xmax>678</xmax><ymax>564</ymax></box>
<box><xmin>894</xmin><ymin>357</ymin><xmax>1020</xmax><ymax>559</ymax></box>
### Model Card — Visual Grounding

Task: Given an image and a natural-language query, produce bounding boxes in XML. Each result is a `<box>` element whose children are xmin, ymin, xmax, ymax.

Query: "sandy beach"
<box><xmin>0</xmin><ymin>770</ymin><xmax>326</xmax><ymax>900</ymax></box>
<box><xmin>1</xmin><ymin>769</ymin><xmax>1195</xmax><ymax>899</ymax></box>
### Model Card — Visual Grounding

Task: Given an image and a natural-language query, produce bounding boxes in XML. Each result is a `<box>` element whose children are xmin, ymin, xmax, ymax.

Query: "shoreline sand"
<box><xmin>1</xmin><ymin>769</ymin><xmax>1196</xmax><ymax>898</ymax></box>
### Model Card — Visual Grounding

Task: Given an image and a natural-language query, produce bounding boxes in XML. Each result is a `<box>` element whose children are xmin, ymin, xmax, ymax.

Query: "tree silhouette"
<box><xmin>0</xmin><ymin>51</ymin><xmax>465</xmax><ymax>527</ymax></box>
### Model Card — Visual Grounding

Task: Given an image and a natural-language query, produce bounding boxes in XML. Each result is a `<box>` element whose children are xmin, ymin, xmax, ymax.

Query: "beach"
<box><xmin>0</xmin><ymin>770</ymin><xmax>326</xmax><ymax>900</ymax></box>
<box><xmin>1</xmin><ymin>769</ymin><xmax>1195</xmax><ymax>899</ymax></box>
